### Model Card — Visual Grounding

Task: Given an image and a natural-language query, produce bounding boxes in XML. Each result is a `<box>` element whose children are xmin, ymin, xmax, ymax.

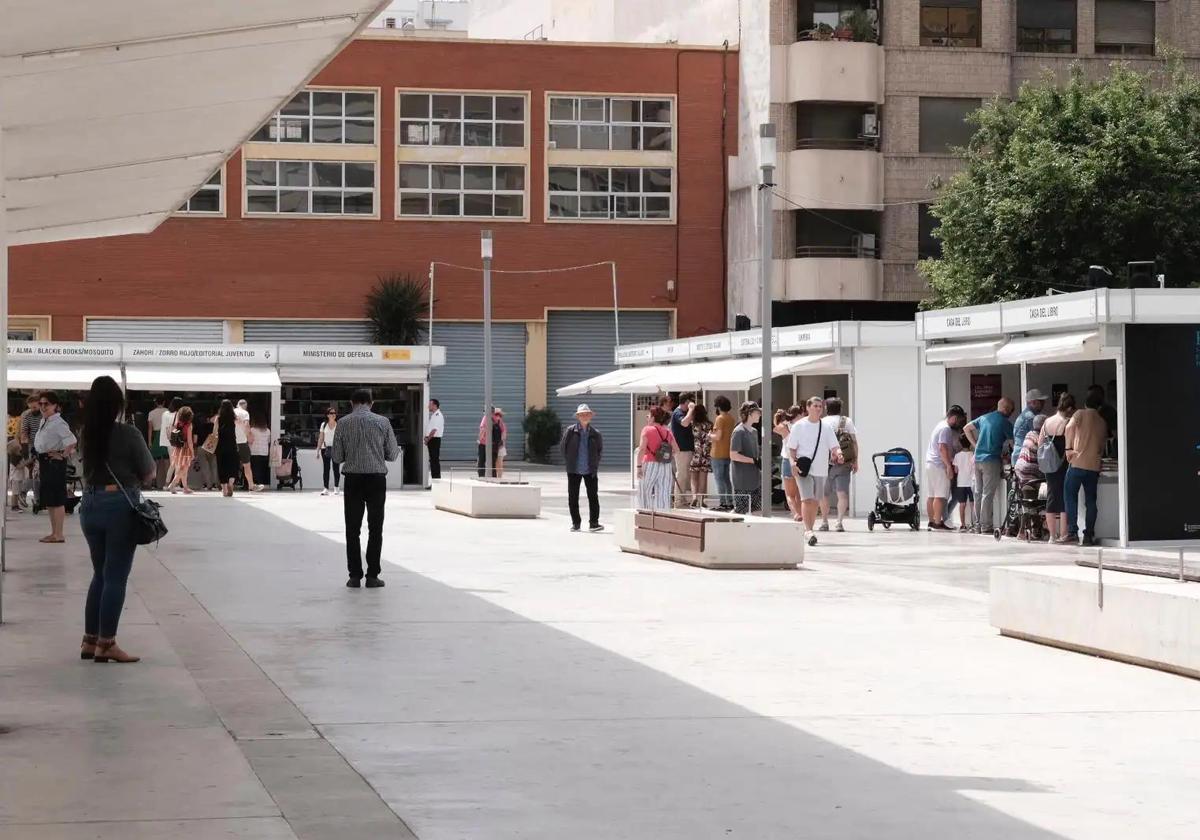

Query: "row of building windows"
<box><xmin>804</xmin><ymin>0</ymin><xmax>1155</xmax><ymax>55</ymax></box>
<box><xmin>177</xmin><ymin>163</ymin><xmax>675</xmax><ymax>221</ymax></box>
<box><xmin>242</xmin><ymin>90</ymin><xmax>676</xmax><ymax>151</ymax></box>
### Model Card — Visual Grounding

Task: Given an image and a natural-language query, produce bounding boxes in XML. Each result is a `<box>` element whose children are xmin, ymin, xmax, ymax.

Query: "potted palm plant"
<box><xmin>366</xmin><ymin>273</ymin><xmax>430</xmax><ymax>345</ymax></box>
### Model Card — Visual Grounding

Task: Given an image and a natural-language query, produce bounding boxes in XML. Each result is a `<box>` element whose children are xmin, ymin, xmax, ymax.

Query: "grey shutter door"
<box><xmin>429</xmin><ymin>322</ymin><xmax>527</xmax><ymax>461</ymax></box>
<box><xmin>546</xmin><ymin>310</ymin><xmax>671</xmax><ymax>468</ymax></box>
<box><xmin>85</xmin><ymin>319</ymin><xmax>225</xmax><ymax>342</ymax></box>
<box><xmin>244</xmin><ymin>320</ymin><xmax>373</xmax><ymax>343</ymax></box>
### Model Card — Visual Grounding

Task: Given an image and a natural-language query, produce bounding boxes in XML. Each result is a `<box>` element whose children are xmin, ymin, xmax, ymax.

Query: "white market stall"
<box><xmin>6</xmin><ymin>340</ymin><xmax>445</xmax><ymax>490</ymax></box>
<box><xmin>559</xmin><ymin>321</ymin><xmax>945</xmax><ymax>517</ymax></box>
<box><xmin>917</xmin><ymin>288</ymin><xmax>1200</xmax><ymax>547</ymax></box>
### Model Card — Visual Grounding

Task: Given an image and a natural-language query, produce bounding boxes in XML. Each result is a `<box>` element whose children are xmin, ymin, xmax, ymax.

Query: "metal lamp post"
<box><xmin>758</xmin><ymin>124</ymin><xmax>776</xmax><ymax>516</ymax></box>
<box><xmin>481</xmin><ymin>229</ymin><xmax>494</xmax><ymax>479</ymax></box>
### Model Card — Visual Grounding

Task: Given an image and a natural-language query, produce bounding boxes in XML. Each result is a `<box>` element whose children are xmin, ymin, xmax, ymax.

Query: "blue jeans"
<box><xmin>711</xmin><ymin>458</ymin><xmax>733</xmax><ymax>507</ymax></box>
<box><xmin>80</xmin><ymin>489</ymin><xmax>139</xmax><ymax>638</ymax></box>
<box><xmin>1064</xmin><ymin>466</ymin><xmax>1099</xmax><ymax>539</ymax></box>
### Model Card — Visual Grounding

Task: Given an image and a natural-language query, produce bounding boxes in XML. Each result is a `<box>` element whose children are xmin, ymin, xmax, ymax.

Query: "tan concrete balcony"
<box><xmin>782</xmin><ymin>147</ymin><xmax>882</xmax><ymax>210</ymax></box>
<box><xmin>771</xmin><ymin>41</ymin><xmax>884</xmax><ymax>105</ymax></box>
<box><xmin>772</xmin><ymin>251</ymin><xmax>882</xmax><ymax>302</ymax></box>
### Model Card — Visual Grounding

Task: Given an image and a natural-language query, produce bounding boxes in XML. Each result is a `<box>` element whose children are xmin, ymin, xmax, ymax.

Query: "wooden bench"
<box><xmin>616</xmin><ymin>508</ymin><xmax>803</xmax><ymax>570</ymax></box>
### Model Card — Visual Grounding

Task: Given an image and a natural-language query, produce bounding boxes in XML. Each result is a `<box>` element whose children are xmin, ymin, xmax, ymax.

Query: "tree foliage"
<box><xmin>522</xmin><ymin>407</ymin><xmax>561</xmax><ymax>464</ymax></box>
<box><xmin>366</xmin><ymin>274</ymin><xmax>429</xmax><ymax>345</ymax></box>
<box><xmin>921</xmin><ymin>61</ymin><xmax>1200</xmax><ymax>307</ymax></box>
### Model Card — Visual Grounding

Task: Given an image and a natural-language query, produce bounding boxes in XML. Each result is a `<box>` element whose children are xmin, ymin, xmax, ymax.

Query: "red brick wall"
<box><xmin>11</xmin><ymin>38</ymin><xmax>737</xmax><ymax>342</ymax></box>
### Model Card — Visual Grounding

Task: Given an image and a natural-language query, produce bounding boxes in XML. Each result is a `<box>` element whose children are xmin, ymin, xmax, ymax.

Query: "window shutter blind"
<box><xmin>1095</xmin><ymin>0</ymin><xmax>1155</xmax><ymax>45</ymax></box>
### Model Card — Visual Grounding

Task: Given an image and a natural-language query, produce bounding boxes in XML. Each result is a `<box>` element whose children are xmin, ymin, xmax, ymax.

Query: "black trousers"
<box><xmin>342</xmin><ymin>473</ymin><xmax>387</xmax><ymax>580</ymax></box>
<box><xmin>321</xmin><ymin>447</ymin><xmax>341</xmax><ymax>490</ymax></box>
<box><xmin>427</xmin><ymin>437</ymin><xmax>441</xmax><ymax>479</ymax></box>
<box><xmin>477</xmin><ymin>443</ymin><xmax>498</xmax><ymax>477</ymax></box>
<box><xmin>568</xmin><ymin>472</ymin><xmax>600</xmax><ymax>528</ymax></box>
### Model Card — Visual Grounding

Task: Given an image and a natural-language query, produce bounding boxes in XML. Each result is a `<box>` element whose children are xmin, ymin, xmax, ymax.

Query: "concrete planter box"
<box><xmin>432</xmin><ymin>478</ymin><xmax>541</xmax><ymax>519</ymax></box>
<box><xmin>614</xmin><ymin>508</ymin><xmax>803</xmax><ymax>570</ymax></box>
<box><xmin>990</xmin><ymin>565</ymin><xmax>1200</xmax><ymax>679</ymax></box>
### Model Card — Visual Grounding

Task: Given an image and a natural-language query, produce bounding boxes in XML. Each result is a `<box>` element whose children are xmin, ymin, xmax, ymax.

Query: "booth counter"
<box><xmin>6</xmin><ymin>341</ymin><xmax>445</xmax><ymax>489</ymax></box>
<box><xmin>559</xmin><ymin>321</ymin><xmax>945</xmax><ymax>517</ymax></box>
<box><xmin>918</xmin><ymin>288</ymin><xmax>1200</xmax><ymax>547</ymax></box>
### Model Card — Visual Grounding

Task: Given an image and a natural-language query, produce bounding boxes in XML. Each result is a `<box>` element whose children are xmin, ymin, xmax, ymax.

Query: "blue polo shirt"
<box><xmin>971</xmin><ymin>411</ymin><xmax>1014</xmax><ymax>463</ymax></box>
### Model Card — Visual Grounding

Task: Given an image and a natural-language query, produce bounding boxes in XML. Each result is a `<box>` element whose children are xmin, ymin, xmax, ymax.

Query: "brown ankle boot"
<box><xmin>93</xmin><ymin>638</ymin><xmax>139</xmax><ymax>664</ymax></box>
<box><xmin>80</xmin><ymin>634</ymin><xmax>98</xmax><ymax>660</ymax></box>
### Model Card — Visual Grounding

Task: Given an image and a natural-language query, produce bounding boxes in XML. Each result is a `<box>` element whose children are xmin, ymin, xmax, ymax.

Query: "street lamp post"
<box><xmin>758</xmin><ymin>124</ymin><xmax>776</xmax><ymax>517</ymax></box>
<box><xmin>481</xmin><ymin>230</ymin><xmax>494</xmax><ymax>479</ymax></box>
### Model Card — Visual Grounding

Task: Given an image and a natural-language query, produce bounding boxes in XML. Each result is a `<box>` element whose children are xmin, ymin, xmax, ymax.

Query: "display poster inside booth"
<box><xmin>970</xmin><ymin>374</ymin><xmax>1002</xmax><ymax>420</ymax></box>
<box><xmin>1125</xmin><ymin>325</ymin><xmax>1200</xmax><ymax>541</ymax></box>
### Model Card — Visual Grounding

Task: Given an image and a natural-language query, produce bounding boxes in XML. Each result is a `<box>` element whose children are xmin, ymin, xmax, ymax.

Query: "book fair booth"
<box><xmin>917</xmin><ymin>288</ymin><xmax>1200</xmax><ymax>547</ymax></box>
<box><xmin>5</xmin><ymin>341</ymin><xmax>445</xmax><ymax>489</ymax></box>
<box><xmin>559</xmin><ymin>321</ymin><xmax>945</xmax><ymax>517</ymax></box>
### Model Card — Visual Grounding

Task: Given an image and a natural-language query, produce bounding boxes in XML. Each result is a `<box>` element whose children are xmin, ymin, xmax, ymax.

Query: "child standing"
<box><xmin>952</xmin><ymin>435</ymin><xmax>975</xmax><ymax>532</ymax></box>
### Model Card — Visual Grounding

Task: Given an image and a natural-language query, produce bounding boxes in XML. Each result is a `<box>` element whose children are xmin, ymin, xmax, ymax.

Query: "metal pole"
<box><xmin>758</xmin><ymin>124</ymin><xmax>776</xmax><ymax>517</ymax></box>
<box><xmin>610</xmin><ymin>261</ymin><xmax>620</xmax><ymax>350</ymax></box>
<box><xmin>481</xmin><ymin>231</ymin><xmax>493</xmax><ymax>479</ymax></box>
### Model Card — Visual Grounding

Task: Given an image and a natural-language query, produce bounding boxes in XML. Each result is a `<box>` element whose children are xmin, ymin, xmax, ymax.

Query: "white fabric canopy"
<box><xmin>6</xmin><ymin>364</ymin><xmax>122</xmax><ymax>391</ymax></box>
<box><xmin>924</xmin><ymin>339</ymin><xmax>1004</xmax><ymax>367</ymax></box>
<box><xmin>124</xmin><ymin>365</ymin><xmax>280</xmax><ymax>392</ymax></box>
<box><xmin>610</xmin><ymin>353</ymin><xmax>835</xmax><ymax>394</ymax></box>
<box><xmin>556</xmin><ymin>367</ymin><xmax>653</xmax><ymax>397</ymax></box>
<box><xmin>995</xmin><ymin>331</ymin><xmax>1100</xmax><ymax>365</ymax></box>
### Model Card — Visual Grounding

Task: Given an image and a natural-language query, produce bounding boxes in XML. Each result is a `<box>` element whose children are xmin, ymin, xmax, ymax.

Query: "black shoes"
<box><xmin>589</xmin><ymin>524</ymin><xmax>603</xmax><ymax>533</ymax></box>
<box><xmin>365</xmin><ymin>578</ymin><xmax>385</xmax><ymax>588</ymax></box>
<box><xmin>570</xmin><ymin>524</ymin><xmax>581</xmax><ymax>532</ymax></box>
<box><xmin>346</xmin><ymin>578</ymin><xmax>361</xmax><ymax>588</ymax></box>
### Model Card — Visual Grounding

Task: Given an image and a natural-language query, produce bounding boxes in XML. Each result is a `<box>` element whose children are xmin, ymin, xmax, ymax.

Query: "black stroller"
<box><xmin>274</xmin><ymin>432</ymin><xmax>302</xmax><ymax>490</ymax></box>
<box><xmin>998</xmin><ymin>467</ymin><xmax>1047</xmax><ymax>542</ymax></box>
<box><xmin>867</xmin><ymin>448</ymin><xmax>921</xmax><ymax>531</ymax></box>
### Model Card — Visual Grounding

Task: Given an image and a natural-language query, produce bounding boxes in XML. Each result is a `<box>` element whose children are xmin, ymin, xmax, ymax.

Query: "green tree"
<box><xmin>921</xmin><ymin>61</ymin><xmax>1200</xmax><ymax>307</ymax></box>
<box><xmin>366</xmin><ymin>274</ymin><xmax>429</xmax><ymax>345</ymax></box>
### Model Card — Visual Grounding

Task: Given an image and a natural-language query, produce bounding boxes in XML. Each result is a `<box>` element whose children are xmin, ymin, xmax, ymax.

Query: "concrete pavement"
<box><xmin>2</xmin><ymin>469</ymin><xmax>1199</xmax><ymax>839</ymax></box>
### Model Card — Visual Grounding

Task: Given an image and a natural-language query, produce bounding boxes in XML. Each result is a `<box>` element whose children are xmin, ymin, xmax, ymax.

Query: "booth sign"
<box><xmin>123</xmin><ymin>344</ymin><xmax>276</xmax><ymax>363</ymax></box>
<box><xmin>8</xmin><ymin>342</ymin><xmax>120</xmax><ymax>361</ymax></box>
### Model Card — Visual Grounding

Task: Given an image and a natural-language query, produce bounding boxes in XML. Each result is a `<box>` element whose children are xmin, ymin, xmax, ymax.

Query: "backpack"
<box><xmin>652</xmin><ymin>427</ymin><xmax>674</xmax><ymax>463</ymax></box>
<box><xmin>169</xmin><ymin>424</ymin><xmax>186</xmax><ymax>448</ymax></box>
<box><xmin>1037</xmin><ymin>432</ymin><xmax>1063</xmax><ymax>474</ymax></box>
<box><xmin>834</xmin><ymin>416</ymin><xmax>857</xmax><ymax>465</ymax></box>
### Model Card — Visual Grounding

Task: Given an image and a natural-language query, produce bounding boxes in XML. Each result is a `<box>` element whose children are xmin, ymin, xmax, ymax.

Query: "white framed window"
<box><xmin>548</xmin><ymin>96</ymin><xmax>673</xmax><ymax>152</ymax></box>
<box><xmin>178</xmin><ymin>170</ymin><xmax>223</xmax><ymax>214</ymax></box>
<box><xmin>251</xmin><ymin>90</ymin><xmax>376</xmax><ymax>145</ymax></box>
<box><xmin>547</xmin><ymin>166</ymin><xmax>672</xmax><ymax>221</ymax></box>
<box><xmin>245</xmin><ymin>160</ymin><xmax>376</xmax><ymax>216</ymax></box>
<box><xmin>398</xmin><ymin>163</ymin><xmax>525</xmax><ymax>219</ymax></box>
<box><xmin>399</xmin><ymin>92</ymin><xmax>526</xmax><ymax>147</ymax></box>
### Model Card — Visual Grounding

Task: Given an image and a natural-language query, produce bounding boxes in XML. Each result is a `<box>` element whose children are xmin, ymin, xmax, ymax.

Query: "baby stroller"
<box><xmin>999</xmin><ymin>474</ymin><xmax>1047</xmax><ymax>542</ymax></box>
<box><xmin>274</xmin><ymin>432</ymin><xmax>302</xmax><ymax>490</ymax></box>
<box><xmin>867</xmin><ymin>448</ymin><xmax>921</xmax><ymax>531</ymax></box>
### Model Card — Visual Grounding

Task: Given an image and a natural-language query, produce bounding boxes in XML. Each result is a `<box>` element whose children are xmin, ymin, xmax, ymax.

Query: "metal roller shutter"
<box><xmin>546</xmin><ymin>310</ymin><xmax>671</xmax><ymax>468</ymax></box>
<box><xmin>243</xmin><ymin>320</ymin><xmax>373</xmax><ymax>343</ymax></box>
<box><xmin>429</xmin><ymin>322</ymin><xmax>527</xmax><ymax>462</ymax></box>
<box><xmin>86</xmin><ymin>319</ymin><xmax>224</xmax><ymax>343</ymax></box>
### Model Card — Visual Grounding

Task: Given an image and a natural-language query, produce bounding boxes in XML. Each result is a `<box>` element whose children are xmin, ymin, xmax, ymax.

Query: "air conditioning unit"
<box><xmin>861</xmin><ymin>113</ymin><xmax>879</xmax><ymax>139</ymax></box>
<box><xmin>851</xmin><ymin>233</ymin><xmax>876</xmax><ymax>257</ymax></box>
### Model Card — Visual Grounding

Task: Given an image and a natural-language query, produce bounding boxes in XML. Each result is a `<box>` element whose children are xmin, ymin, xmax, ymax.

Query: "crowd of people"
<box><xmin>923</xmin><ymin>385</ymin><xmax>1117</xmax><ymax>546</ymax></box>
<box><xmin>146</xmin><ymin>396</ymin><xmax>267</xmax><ymax>495</ymax></box>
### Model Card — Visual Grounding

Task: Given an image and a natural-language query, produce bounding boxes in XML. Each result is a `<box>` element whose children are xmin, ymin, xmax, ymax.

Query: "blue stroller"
<box><xmin>867</xmin><ymin>448</ymin><xmax>921</xmax><ymax>531</ymax></box>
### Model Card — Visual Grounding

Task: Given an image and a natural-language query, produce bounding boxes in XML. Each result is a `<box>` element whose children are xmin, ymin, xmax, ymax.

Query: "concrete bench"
<box><xmin>614</xmin><ymin>508</ymin><xmax>803</xmax><ymax>570</ymax></box>
<box><xmin>432</xmin><ymin>478</ymin><xmax>541</xmax><ymax>519</ymax></box>
<box><xmin>990</xmin><ymin>564</ymin><xmax>1200</xmax><ymax>680</ymax></box>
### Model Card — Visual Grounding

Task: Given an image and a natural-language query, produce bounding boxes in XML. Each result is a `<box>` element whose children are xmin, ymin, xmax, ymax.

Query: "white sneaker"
<box><xmin>321</xmin><ymin>489</ymin><xmax>329</xmax><ymax>496</ymax></box>
<box><xmin>334</xmin><ymin>488</ymin><xmax>341</xmax><ymax>496</ymax></box>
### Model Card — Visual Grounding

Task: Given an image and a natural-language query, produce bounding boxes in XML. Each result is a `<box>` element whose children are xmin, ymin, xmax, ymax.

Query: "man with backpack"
<box><xmin>819</xmin><ymin>397</ymin><xmax>858</xmax><ymax>533</ymax></box>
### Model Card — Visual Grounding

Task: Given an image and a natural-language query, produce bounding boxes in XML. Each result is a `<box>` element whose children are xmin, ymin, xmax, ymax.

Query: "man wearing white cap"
<box><xmin>1012</xmin><ymin>389</ymin><xmax>1048</xmax><ymax>468</ymax></box>
<box><xmin>560</xmin><ymin>404</ymin><xmax>604</xmax><ymax>532</ymax></box>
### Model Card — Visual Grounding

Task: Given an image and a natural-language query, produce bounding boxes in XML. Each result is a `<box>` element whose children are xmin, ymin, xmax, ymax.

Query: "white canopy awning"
<box><xmin>924</xmin><ymin>339</ymin><xmax>1005</xmax><ymax>367</ymax></box>
<box><xmin>602</xmin><ymin>353</ymin><xmax>836</xmax><ymax>394</ymax></box>
<box><xmin>995</xmin><ymin>331</ymin><xmax>1101</xmax><ymax>365</ymax></box>
<box><xmin>2</xmin><ymin>0</ymin><xmax>390</xmax><ymax>245</ymax></box>
<box><xmin>7</xmin><ymin>364</ymin><xmax>122</xmax><ymax>391</ymax></box>
<box><xmin>556</xmin><ymin>367</ymin><xmax>658</xmax><ymax>397</ymax></box>
<box><xmin>124</xmin><ymin>365</ymin><xmax>281</xmax><ymax>392</ymax></box>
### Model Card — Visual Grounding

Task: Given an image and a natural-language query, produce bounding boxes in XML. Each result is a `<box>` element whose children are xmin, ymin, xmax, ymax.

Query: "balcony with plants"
<box><xmin>797</xmin><ymin>1</ymin><xmax>880</xmax><ymax>44</ymax></box>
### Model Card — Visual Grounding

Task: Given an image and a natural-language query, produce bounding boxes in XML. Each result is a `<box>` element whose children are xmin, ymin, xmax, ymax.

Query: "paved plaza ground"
<box><xmin>2</xmin><ymin>468</ymin><xmax>1199</xmax><ymax>839</ymax></box>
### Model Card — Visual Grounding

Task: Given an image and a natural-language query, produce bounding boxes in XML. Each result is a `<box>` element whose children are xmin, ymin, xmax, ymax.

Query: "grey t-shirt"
<box><xmin>730</xmin><ymin>423</ymin><xmax>760</xmax><ymax>491</ymax></box>
<box><xmin>86</xmin><ymin>422</ymin><xmax>155</xmax><ymax>489</ymax></box>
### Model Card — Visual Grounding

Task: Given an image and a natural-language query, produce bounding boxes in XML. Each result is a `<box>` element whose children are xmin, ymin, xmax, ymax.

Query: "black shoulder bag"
<box><xmin>794</xmin><ymin>421</ymin><xmax>823</xmax><ymax>479</ymax></box>
<box><xmin>108</xmin><ymin>464</ymin><xmax>168</xmax><ymax>546</ymax></box>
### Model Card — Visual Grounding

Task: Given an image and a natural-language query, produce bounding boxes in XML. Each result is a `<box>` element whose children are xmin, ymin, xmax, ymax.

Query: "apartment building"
<box><xmin>471</xmin><ymin>0</ymin><xmax>1193</xmax><ymax>327</ymax></box>
<box><xmin>9</xmin><ymin>32</ymin><xmax>735</xmax><ymax>461</ymax></box>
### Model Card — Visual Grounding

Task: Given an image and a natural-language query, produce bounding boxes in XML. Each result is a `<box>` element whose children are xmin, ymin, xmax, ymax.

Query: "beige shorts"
<box><xmin>925</xmin><ymin>464</ymin><xmax>952</xmax><ymax>499</ymax></box>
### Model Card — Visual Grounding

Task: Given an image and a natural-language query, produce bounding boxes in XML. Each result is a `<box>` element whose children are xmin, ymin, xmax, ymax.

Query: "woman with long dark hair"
<box><xmin>215</xmin><ymin>400</ymin><xmax>240</xmax><ymax>497</ymax></box>
<box><xmin>164</xmin><ymin>406</ymin><xmax>195</xmax><ymax>495</ymax></box>
<box><xmin>79</xmin><ymin>375</ymin><xmax>155</xmax><ymax>663</ymax></box>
